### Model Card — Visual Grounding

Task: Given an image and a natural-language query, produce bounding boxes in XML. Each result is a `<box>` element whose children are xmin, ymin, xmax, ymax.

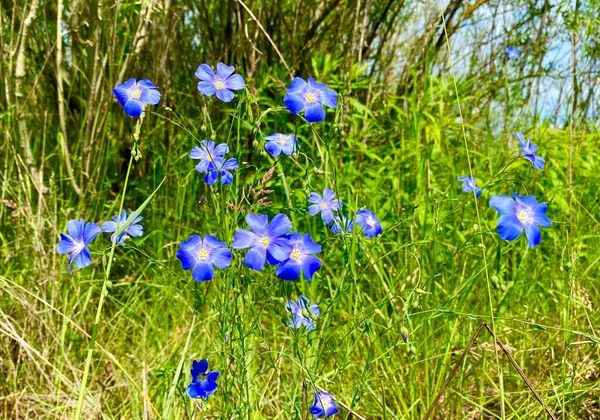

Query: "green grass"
<box><xmin>2</xmin><ymin>1</ymin><xmax>600</xmax><ymax>419</ymax></box>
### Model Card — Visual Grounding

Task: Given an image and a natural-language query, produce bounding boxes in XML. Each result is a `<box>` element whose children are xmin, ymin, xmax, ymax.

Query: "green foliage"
<box><xmin>2</xmin><ymin>0</ymin><xmax>600</xmax><ymax>419</ymax></box>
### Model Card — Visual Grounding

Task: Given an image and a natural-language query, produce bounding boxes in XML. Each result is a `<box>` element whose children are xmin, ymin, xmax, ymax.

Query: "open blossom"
<box><xmin>489</xmin><ymin>192</ymin><xmax>551</xmax><ymax>249</ymax></box>
<box><xmin>514</xmin><ymin>132</ymin><xmax>545</xmax><ymax>171</ymax></box>
<box><xmin>186</xmin><ymin>359</ymin><xmax>220</xmax><ymax>400</ymax></box>
<box><xmin>286</xmin><ymin>296</ymin><xmax>320</xmax><ymax>330</ymax></box>
<box><xmin>190</xmin><ymin>141</ymin><xmax>229</xmax><ymax>173</ymax></box>
<box><xmin>101</xmin><ymin>210</ymin><xmax>144</xmax><ymax>244</ymax></box>
<box><xmin>176</xmin><ymin>235</ymin><xmax>232</xmax><ymax>281</ymax></box>
<box><xmin>195</xmin><ymin>62</ymin><xmax>245</xmax><ymax>102</ymax></box>
<box><xmin>356</xmin><ymin>209</ymin><xmax>382</xmax><ymax>238</ymax></box>
<box><xmin>56</xmin><ymin>219</ymin><xmax>101</xmax><ymax>274</ymax></box>
<box><xmin>112</xmin><ymin>78</ymin><xmax>161</xmax><ymax>118</ymax></box>
<box><xmin>310</xmin><ymin>391</ymin><xmax>339</xmax><ymax>418</ymax></box>
<box><xmin>232</xmin><ymin>214</ymin><xmax>292</xmax><ymax>271</ymax></box>
<box><xmin>283</xmin><ymin>77</ymin><xmax>337</xmax><ymax>123</ymax></box>
<box><xmin>457</xmin><ymin>176</ymin><xmax>483</xmax><ymax>198</ymax></box>
<box><xmin>276</xmin><ymin>233</ymin><xmax>322</xmax><ymax>281</ymax></box>
<box><xmin>265</xmin><ymin>133</ymin><xmax>297</xmax><ymax>157</ymax></box>
<box><xmin>308</xmin><ymin>189</ymin><xmax>342</xmax><ymax>224</ymax></box>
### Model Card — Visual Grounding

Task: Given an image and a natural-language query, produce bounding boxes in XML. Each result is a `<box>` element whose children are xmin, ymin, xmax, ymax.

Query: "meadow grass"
<box><xmin>2</xmin><ymin>1</ymin><xmax>600</xmax><ymax>419</ymax></box>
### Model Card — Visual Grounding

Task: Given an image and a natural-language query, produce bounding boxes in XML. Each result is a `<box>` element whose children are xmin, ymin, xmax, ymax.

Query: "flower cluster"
<box><xmin>56</xmin><ymin>211</ymin><xmax>145</xmax><ymax>274</ymax></box>
<box><xmin>308</xmin><ymin>188</ymin><xmax>382</xmax><ymax>238</ymax></box>
<box><xmin>190</xmin><ymin>140</ymin><xmax>239</xmax><ymax>186</ymax></box>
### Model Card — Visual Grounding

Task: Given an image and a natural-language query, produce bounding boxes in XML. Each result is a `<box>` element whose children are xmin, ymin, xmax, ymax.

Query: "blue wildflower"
<box><xmin>285</xmin><ymin>296</ymin><xmax>320</xmax><ymax>330</ymax></box>
<box><xmin>283</xmin><ymin>77</ymin><xmax>337</xmax><ymax>123</ymax></box>
<box><xmin>310</xmin><ymin>391</ymin><xmax>339</xmax><ymax>418</ymax></box>
<box><xmin>276</xmin><ymin>233</ymin><xmax>322</xmax><ymax>281</ymax></box>
<box><xmin>112</xmin><ymin>78</ymin><xmax>161</xmax><ymax>118</ymax></box>
<box><xmin>176</xmin><ymin>235</ymin><xmax>232</xmax><ymax>281</ymax></box>
<box><xmin>489</xmin><ymin>192</ymin><xmax>552</xmax><ymax>249</ymax></box>
<box><xmin>457</xmin><ymin>176</ymin><xmax>483</xmax><ymax>198</ymax></box>
<box><xmin>265</xmin><ymin>133</ymin><xmax>297</xmax><ymax>157</ymax></box>
<box><xmin>56</xmin><ymin>219</ymin><xmax>101</xmax><ymax>274</ymax></box>
<box><xmin>329</xmin><ymin>215</ymin><xmax>353</xmax><ymax>234</ymax></box>
<box><xmin>356</xmin><ymin>209</ymin><xmax>382</xmax><ymax>238</ymax></box>
<box><xmin>101</xmin><ymin>210</ymin><xmax>144</xmax><ymax>244</ymax></box>
<box><xmin>204</xmin><ymin>158</ymin><xmax>239</xmax><ymax>186</ymax></box>
<box><xmin>232</xmin><ymin>214</ymin><xmax>293</xmax><ymax>271</ymax></box>
<box><xmin>186</xmin><ymin>359</ymin><xmax>219</xmax><ymax>400</ymax></box>
<box><xmin>505</xmin><ymin>46</ymin><xmax>520</xmax><ymax>60</ymax></box>
<box><xmin>195</xmin><ymin>62</ymin><xmax>245</xmax><ymax>103</ymax></box>
<box><xmin>190</xmin><ymin>141</ymin><xmax>229</xmax><ymax>173</ymax></box>
<box><xmin>514</xmin><ymin>132</ymin><xmax>545</xmax><ymax>170</ymax></box>
<box><xmin>308</xmin><ymin>189</ymin><xmax>342</xmax><ymax>224</ymax></box>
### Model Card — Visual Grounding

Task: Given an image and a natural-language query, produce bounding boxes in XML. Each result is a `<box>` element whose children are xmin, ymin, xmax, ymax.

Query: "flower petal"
<box><xmin>195</xmin><ymin>64</ymin><xmax>215</xmax><ymax>81</ymax></box>
<box><xmin>283</xmin><ymin>93</ymin><xmax>305</xmax><ymax>115</ymax></box>
<box><xmin>176</xmin><ymin>248</ymin><xmax>197</xmax><ymax>270</ymax></box>
<box><xmin>497</xmin><ymin>215</ymin><xmax>523</xmax><ymax>241</ymax></box>
<box><xmin>192</xmin><ymin>261</ymin><xmax>215</xmax><ymax>281</ymax></box>
<box><xmin>276</xmin><ymin>260</ymin><xmax>301</xmax><ymax>280</ymax></box>
<box><xmin>303</xmin><ymin>102</ymin><xmax>326</xmax><ymax>123</ymax></box>
<box><xmin>56</xmin><ymin>234</ymin><xmax>75</xmax><ymax>254</ymax></box>
<box><xmin>244</xmin><ymin>247</ymin><xmax>266</xmax><ymax>271</ymax></box>
<box><xmin>525</xmin><ymin>224</ymin><xmax>542</xmax><ymax>249</ymax></box>
<box><xmin>216</xmin><ymin>62</ymin><xmax>236</xmax><ymax>78</ymax></box>
<box><xmin>140</xmin><ymin>88</ymin><xmax>161</xmax><ymax>105</ymax></box>
<box><xmin>301</xmin><ymin>255</ymin><xmax>321</xmax><ymax>281</ymax></box>
<box><xmin>246</xmin><ymin>214</ymin><xmax>269</xmax><ymax>232</ymax></box>
<box><xmin>224</xmin><ymin>74</ymin><xmax>245</xmax><ymax>90</ymax></box>
<box><xmin>322</xmin><ymin>88</ymin><xmax>337</xmax><ymax>108</ymax></box>
<box><xmin>124</xmin><ymin>99</ymin><xmax>143</xmax><ymax>117</ymax></box>
<box><xmin>489</xmin><ymin>195</ymin><xmax>516</xmax><ymax>216</ymax></box>
<box><xmin>268</xmin><ymin>214</ymin><xmax>292</xmax><ymax>237</ymax></box>
<box><xmin>216</xmin><ymin>88</ymin><xmax>235</xmax><ymax>103</ymax></box>
<box><xmin>197</xmin><ymin>81</ymin><xmax>216</xmax><ymax>96</ymax></box>
<box><xmin>232</xmin><ymin>229</ymin><xmax>257</xmax><ymax>249</ymax></box>
<box><xmin>210</xmin><ymin>247</ymin><xmax>232</xmax><ymax>269</ymax></box>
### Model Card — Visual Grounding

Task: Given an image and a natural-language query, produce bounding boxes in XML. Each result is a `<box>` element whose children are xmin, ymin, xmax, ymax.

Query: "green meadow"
<box><xmin>2</xmin><ymin>0</ymin><xmax>600</xmax><ymax>418</ymax></box>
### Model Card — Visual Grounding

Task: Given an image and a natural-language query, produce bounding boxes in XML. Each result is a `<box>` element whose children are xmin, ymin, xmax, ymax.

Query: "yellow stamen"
<box><xmin>259</xmin><ymin>236</ymin><xmax>270</xmax><ymax>247</ymax></box>
<box><xmin>215</xmin><ymin>81</ymin><xmax>225</xmax><ymax>89</ymax></box>
<box><xmin>198</xmin><ymin>248</ymin><xmax>209</xmax><ymax>259</ymax></box>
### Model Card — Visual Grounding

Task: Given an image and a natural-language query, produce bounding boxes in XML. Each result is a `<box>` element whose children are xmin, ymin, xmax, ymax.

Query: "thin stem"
<box><xmin>73</xmin><ymin>119</ymin><xmax>140</xmax><ymax>419</ymax></box>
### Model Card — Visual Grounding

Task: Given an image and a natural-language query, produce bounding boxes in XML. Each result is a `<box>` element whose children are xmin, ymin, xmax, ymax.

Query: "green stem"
<box><xmin>73</xmin><ymin>120</ymin><xmax>140</xmax><ymax>419</ymax></box>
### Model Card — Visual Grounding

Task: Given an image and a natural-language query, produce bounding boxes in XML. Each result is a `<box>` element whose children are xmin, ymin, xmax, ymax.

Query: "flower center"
<box><xmin>131</xmin><ymin>88</ymin><xmax>142</xmax><ymax>99</ymax></box>
<box><xmin>517</xmin><ymin>208</ymin><xmax>533</xmax><ymax>224</ymax></box>
<box><xmin>259</xmin><ymin>236</ymin><xmax>271</xmax><ymax>247</ymax></box>
<box><xmin>290</xmin><ymin>247</ymin><xmax>304</xmax><ymax>261</ymax></box>
<box><xmin>366</xmin><ymin>216</ymin><xmax>376</xmax><ymax>227</ymax></box>
<box><xmin>305</xmin><ymin>91</ymin><xmax>317</xmax><ymax>103</ymax></box>
<box><xmin>73</xmin><ymin>241</ymin><xmax>85</xmax><ymax>253</ymax></box>
<box><xmin>320</xmin><ymin>202</ymin><xmax>328</xmax><ymax>209</ymax></box>
<box><xmin>278</xmin><ymin>136</ymin><xmax>287</xmax><ymax>145</ymax></box>
<box><xmin>197</xmin><ymin>247</ymin><xmax>210</xmax><ymax>260</ymax></box>
<box><xmin>214</xmin><ymin>80</ymin><xmax>225</xmax><ymax>89</ymax></box>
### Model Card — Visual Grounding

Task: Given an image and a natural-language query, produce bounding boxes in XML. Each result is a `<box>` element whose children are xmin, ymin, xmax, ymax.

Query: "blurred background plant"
<box><xmin>1</xmin><ymin>0</ymin><xmax>600</xmax><ymax>418</ymax></box>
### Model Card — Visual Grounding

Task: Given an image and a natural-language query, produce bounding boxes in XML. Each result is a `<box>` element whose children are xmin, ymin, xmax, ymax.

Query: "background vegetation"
<box><xmin>2</xmin><ymin>0</ymin><xmax>600</xmax><ymax>418</ymax></box>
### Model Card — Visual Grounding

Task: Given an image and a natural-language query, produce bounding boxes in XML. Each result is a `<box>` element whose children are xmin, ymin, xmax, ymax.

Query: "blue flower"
<box><xmin>457</xmin><ymin>176</ymin><xmax>483</xmax><ymax>198</ymax></box>
<box><xmin>232</xmin><ymin>214</ymin><xmax>292</xmax><ymax>271</ymax></box>
<box><xmin>176</xmin><ymin>235</ymin><xmax>232</xmax><ymax>281</ymax></box>
<box><xmin>283</xmin><ymin>77</ymin><xmax>337</xmax><ymax>123</ymax></box>
<box><xmin>489</xmin><ymin>192</ymin><xmax>552</xmax><ymax>249</ymax></box>
<box><xmin>190</xmin><ymin>141</ymin><xmax>229</xmax><ymax>173</ymax></box>
<box><xmin>505</xmin><ymin>46</ymin><xmax>520</xmax><ymax>60</ymax></box>
<box><xmin>265</xmin><ymin>133</ymin><xmax>297</xmax><ymax>157</ymax></box>
<box><xmin>56</xmin><ymin>219</ymin><xmax>101</xmax><ymax>274</ymax></box>
<box><xmin>356</xmin><ymin>209</ymin><xmax>382</xmax><ymax>238</ymax></box>
<box><xmin>514</xmin><ymin>132</ymin><xmax>545</xmax><ymax>170</ymax></box>
<box><xmin>308</xmin><ymin>189</ymin><xmax>342</xmax><ymax>224</ymax></box>
<box><xmin>285</xmin><ymin>296</ymin><xmax>320</xmax><ymax>330</ymax></box>
<box><xmin>195</xmin><ymin>62</ymin><xmax>245</xmax><ymax>103</ymax></box>
<box><xmin>186</xmin><ymin>359</ymin><xmax>220</xmax><ymax>400</ymax></box>
<box><xmin>276</xmin><ymin>233</ymin><xmax>322</xmax><ymax>281</ymax></box>
<box><xmin>204</xmin><ymin>158</ymin><xmax>239</xmax><ymax>186</ymax></box>
<box><xmin>309</xmin><ymin>391</ymin><xmax>339</xmax><ymax>418</ymax></box>
<box><xmin>329</xmin><ymin>215</ymin><xmax>353</xmax><ymax>234</ymax></box>
<box><xmin>112</xmin><ymin>78</ymin><xmax>161</xmax><ymax>118</ymax></box>
<box><xmin>101</xmin><ymin>210</ymin><xmax>144</xmax><ymax>244</ymax></box>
